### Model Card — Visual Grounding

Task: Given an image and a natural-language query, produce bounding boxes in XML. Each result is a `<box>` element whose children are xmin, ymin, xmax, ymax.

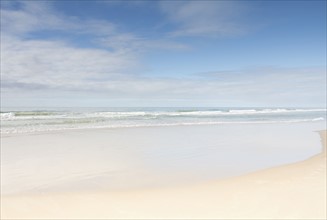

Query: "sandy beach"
<box><xmin>1</xmin><ymin>128</ymin><xmax>326</xmax><ymax>219</ymax></box>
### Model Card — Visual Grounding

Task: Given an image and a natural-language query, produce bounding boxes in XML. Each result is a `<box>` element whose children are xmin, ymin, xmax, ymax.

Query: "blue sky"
<box><xmin>1</xmin><ymin>0</ymin><xmax>326</xmax><ymax>107</ymax></box>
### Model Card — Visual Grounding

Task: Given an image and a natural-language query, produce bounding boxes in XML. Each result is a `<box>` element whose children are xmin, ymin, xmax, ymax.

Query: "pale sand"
<box><xmin>1</xmin><ymin>131</ymin><xmax>326</xmax><ymax>219</ymax></box>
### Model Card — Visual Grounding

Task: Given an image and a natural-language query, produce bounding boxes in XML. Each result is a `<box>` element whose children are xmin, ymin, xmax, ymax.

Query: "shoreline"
<box><xmin>1</xmin><ymin>120</ymin><xmax>325</xmax><ymax>137</ymax></box>
<box><xmin>1</xmin><ymin>130</ymin><xmax>326</xmax><ymax>219</ymax></box>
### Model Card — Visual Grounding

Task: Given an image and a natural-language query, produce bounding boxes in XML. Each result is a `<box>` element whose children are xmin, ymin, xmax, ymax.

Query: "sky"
<box><xmin>1</xmin><ymin>0</ymin><xmax>326</xmax><ymax>108</ymax></box>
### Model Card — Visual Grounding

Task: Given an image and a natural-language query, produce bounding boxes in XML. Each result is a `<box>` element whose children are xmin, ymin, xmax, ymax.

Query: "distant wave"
<box><xmin>1</xmin><ymin>118</ymin><xmax>325</xmax><ymax>134</ymax></box>
<box><xmin>0</xmin><ymin>112</ymin><xmax>15</xmax><ymax>120</ymax></box>
<box><xmin>1</xmin><ymin>108</ymin><xmax>326</xmax><ymax>121</ymax></box>
<box><xmin>312</xmin><ymin>117</ymin><xmax>324</xmax><ymax>121</ymax></box>
<box><xmin>1</xmin><ymin>108</ymin><xmax>325</xmax><ymax>134</ymax></box>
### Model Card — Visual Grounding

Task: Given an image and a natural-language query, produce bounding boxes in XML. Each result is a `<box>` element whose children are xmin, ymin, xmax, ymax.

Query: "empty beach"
<box><xmin>1</xmin><ymin>121</ymin><xmax>326</xmax><ymax>219</ymax></box>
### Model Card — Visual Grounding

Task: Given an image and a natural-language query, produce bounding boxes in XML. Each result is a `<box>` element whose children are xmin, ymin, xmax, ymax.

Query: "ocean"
<box><xmin>1</xmin><ymin>107</ymin><xmax>326</xmax><ymax>134</ymax></box>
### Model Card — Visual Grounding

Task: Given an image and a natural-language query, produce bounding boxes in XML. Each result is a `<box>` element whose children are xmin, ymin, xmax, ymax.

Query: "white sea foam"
<box><xmin>1</xmin><ymin>118</ymin><xmax>325</xmax><ymax>134</ymax></box>
<box><xmin>0</xmin><ymin>112</ymin><xmax>15</xmax><ymax>120</ymax></box>
<box><xmin>312</xmin><ymin>117</ymin><xmax>324</xmax><ymax>121</ymax></box>
<box><xmin>76</xmin><ymin>108</ymin><xmax>324</xmax><ymax>117</ymax></box>
<box><xmin>1</xmin><ymin>108</ymin><xmax>325</xmax><ymax>134</ymax></box>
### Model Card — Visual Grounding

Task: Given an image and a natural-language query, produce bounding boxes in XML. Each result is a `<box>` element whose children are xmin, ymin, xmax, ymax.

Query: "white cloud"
<box><xmin>0</xmin><ymin>1</ymin><xmax>187</xmax><ymax>93</ymax></box>
<box><xmin>2</xmin><ymin>37</ymin><xmax>325</xmax><ymax>108</ymax></box>
<box><xmin>193</xmin><ymin>66</ymin><xmax>326</xmax><ymax>106</ymax></box>
<box><xmin>1</xmin><ymin>36</ymin><xmax>141</xmax><ymax>91</ymax></box>
<box><xmin>1</xmin><ymin>1</ymin><xmax>116</xmax><ymax>37</ymax></box>
<box><xmin>1</xmin><ymin>1</ymin><xmax>190</xmax><ymax>56</ymax></box>
<box><xmin>160</xmin><ymin>1</ymin><xmax>248</xmax><ymax>37</ymax></box>
<box><xmin>0</xmin><ymin>1</ymin><xmax>325</xmax><ymax>107</ymax></box>
<box><xmin>1</xmin><ymin>1</ymin><xmax>72</xmax><ymax>35</ymax></box>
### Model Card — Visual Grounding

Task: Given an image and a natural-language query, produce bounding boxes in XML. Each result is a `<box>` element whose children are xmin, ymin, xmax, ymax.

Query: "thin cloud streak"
<box><xmin>98</xmin><ymin>34</ymin><xmax>191</xmax><ymax>53</ymax></box>
<box><xmin>1</xmin><ymin>1</ymin><xmax>116</xmax><ymax>37</ymax></box>
<box><xmin>160</xmin><ymin>1</ymin><xmax>248</xmax><ymax>37</ymax></box>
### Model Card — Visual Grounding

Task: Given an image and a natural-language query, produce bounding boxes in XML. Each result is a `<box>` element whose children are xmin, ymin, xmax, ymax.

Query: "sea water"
<box><xmin>1</xmin><ymin>107</ymin><xmax>326</xmax><ymax>134</ymax></box>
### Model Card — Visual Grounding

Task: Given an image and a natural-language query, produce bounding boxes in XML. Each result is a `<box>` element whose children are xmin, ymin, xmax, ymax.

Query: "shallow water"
<box><xmin>1</xmin><ymin>107</ymin><xmax>325</xmax><ymax>134</ymax></box>
<box><xmin>1</xmin><ymin>122</ymin><xmax>325</xmax><ymax>195</ymax></box>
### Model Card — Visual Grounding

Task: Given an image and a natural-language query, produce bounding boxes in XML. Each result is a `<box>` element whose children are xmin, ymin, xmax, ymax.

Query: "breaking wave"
<box><xmin>1</xmin><ymin>108</ymin><xmax>325</xmax><ymax>134</ymax></box>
